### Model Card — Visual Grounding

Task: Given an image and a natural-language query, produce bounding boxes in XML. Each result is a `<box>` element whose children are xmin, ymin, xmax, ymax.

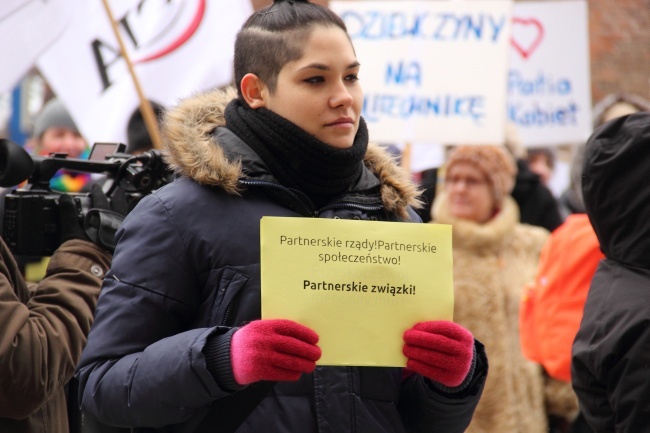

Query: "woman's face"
<box><xmin>445</xmin><ymin>161</ymin><xmax>496</xmax><ymax>223</ymax></box>
<box><xmin>259</xmin><ymin>25</ymin><xmax>362</xmax><ymax>149</ymax></box>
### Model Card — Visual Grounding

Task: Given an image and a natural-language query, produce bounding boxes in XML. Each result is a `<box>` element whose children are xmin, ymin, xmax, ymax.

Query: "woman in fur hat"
<box><xmin>430</xmin><ymin>145</ymin><xmax>577</xmax><ymax>433</ymax></box>
<box><xmin>75</xmin><ymin>1</ymin><xmax>487</xmax><ymax>432</ymax></box>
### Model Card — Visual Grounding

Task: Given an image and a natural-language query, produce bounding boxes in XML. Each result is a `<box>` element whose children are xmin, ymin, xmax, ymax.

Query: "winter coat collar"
<box><xmin>161</xmin><ymin>87</ymin><xmax>421</xmax><ymax>219</ymax></box>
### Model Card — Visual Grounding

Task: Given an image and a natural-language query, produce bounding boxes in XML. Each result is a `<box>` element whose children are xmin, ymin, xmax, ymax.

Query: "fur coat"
<box><xmin>432</xmin><ymin>192</ymin><xmax>550</xmax><ymax>433</ymax></box>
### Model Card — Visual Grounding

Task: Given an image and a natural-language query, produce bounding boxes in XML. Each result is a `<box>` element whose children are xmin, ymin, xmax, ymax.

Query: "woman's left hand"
<box><xmin>402</xmin><ymin>321</ymin><xmax>475</xmax><ymax>388</ymax></box>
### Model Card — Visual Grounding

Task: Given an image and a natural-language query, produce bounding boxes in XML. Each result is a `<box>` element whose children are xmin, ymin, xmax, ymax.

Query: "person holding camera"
<box><xmin>0</xmin><ymin>184</ymin><xmax>123</xmax><ymax>433</ymax></box>
<box><xmin>0</xmin><ymin>98</ymin><xmax>94</xmax><ymax>281</ymax></box>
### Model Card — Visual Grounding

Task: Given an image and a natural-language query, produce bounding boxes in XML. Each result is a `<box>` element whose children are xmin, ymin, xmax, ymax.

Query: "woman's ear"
<box><xmin>240</xmin><ymin>73</ymin><xmax>267</xmax><ymax>109</ymax></box>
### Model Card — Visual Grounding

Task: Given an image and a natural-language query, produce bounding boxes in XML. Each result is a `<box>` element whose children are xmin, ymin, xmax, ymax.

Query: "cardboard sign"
<box><xmin>508</xmin><ymin>0</ymin><xmax>592</xmax><ymax>146</ymax></box>
<box><xmin>331</xmin><ymin>0</ymin><xmax>514</xmax><ymax>145</ymax></box>
<box><xmin>261</xmin><ymin>217</ymin><xmax>453</xmax><ymax>367</ymax></box>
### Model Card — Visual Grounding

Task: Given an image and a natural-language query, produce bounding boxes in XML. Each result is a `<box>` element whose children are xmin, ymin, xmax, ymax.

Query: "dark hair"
<box><xmin>234</xmin><ymin>0</ymin><xmax>348</xmax><ymax>99</ymax></box>
<box><xmin>126</xmin><ymin>101</ymin><xmax>164</xmax><ymax>154</ymax></box>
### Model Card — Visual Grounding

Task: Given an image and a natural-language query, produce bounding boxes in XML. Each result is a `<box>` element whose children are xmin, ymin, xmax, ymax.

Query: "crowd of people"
<box><xmin>1</xmin><ymin>1</ymin><xmax>649</xmax><ymax>433</ymax></box>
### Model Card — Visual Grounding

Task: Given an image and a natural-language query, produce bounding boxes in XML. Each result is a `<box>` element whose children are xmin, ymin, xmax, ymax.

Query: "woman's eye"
<box><xmin>304</xmin><ymin>76</ymin><xmax>324</xmax><ymax>84</ymax></box>
<box><xmin>346</xmin><ymin>73</ymin><xmax>359</xmax><ymax>82</ymax></box>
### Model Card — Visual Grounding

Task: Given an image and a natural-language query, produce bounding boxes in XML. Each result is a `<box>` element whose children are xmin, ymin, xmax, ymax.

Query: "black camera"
<box><xmin>0</xmin><ymin>139</ymin><xmax>173</xmax><ymax>256</ymax></box>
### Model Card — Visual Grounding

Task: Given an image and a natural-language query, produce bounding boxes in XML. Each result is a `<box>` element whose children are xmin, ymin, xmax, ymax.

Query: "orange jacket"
<box><xmin>520</xmin><ymin>214</ymin><xmax>604</xmax><ymax>382</ymax></box>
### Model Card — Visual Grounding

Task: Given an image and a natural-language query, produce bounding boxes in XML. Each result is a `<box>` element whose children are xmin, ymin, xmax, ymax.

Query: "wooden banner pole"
<box><xmin>100</xmin><ymin>0</ymin><xmax>163</xmax><ymax>150</ymax></box>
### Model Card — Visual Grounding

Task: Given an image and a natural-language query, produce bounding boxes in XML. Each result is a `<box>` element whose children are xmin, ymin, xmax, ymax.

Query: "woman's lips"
<box><xmin>326</xmin><ymin>117</ymin><xmax>354</xmax><ymax>128</ymax></box>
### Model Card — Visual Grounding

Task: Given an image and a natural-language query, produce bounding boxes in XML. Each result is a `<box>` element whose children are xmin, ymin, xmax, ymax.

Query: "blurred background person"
<box><xmin>430</xmin><ymin>145</ymin><xmax>577</xmax><ymax>433</ymax></box>
<box><xmin>505</xmin><ymin>123</ymin><xmax>564</xmax><ymax>232</ymax></box>
<box><xmin>556</xmin><ymin>144</ymin><xmax>586</xmax><ymax>220</ymax></box>
<box><xmin>125</xmin><ymin>101</ymin><xmax>164</xmax><ymax>155</ymax></box>
<box><xmin>560</xmin><ymin>91</ymin><xmax>650</xmax><ymax>219</ymax></box>
<box><xmin>26</xmin><ymin>97</ymin><xmax>92</xmax><ymax>193</ymax></box>
<box><xmin>414</xmin><ymin>123</ymin><xmax>564</xmax><ymax>232</ymax></box>
<box><xmin>1</xmin><ymin>98</ymin><xmax>88</xmax><ymax>228</ymax></box>
<box><xmin>591</xmin><ymin>92</ymin><xmax>650</xmax><ymax>129</ymax></box>
<box><xmin>28</xmin><ymin>98</ymin><xmax>87</xmax><ymax>158</ymax></box>
<box><xmin>526</xmin><ymin>147</ymin><xmax>555</xmax><ymax>188</ymax></box>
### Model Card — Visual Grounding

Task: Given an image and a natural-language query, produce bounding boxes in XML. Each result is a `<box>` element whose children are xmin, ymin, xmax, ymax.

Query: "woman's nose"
<box><xmin>330</xmin><ymin>81</ymin><xmax>353</xmax><ymax>108</ymax></box>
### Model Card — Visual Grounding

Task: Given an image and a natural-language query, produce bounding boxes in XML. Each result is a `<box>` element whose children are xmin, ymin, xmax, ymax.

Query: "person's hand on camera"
<box><xmin>402</xmin><ymin>321</ymin><xmax>475</xmax><ymax>388</ymax></box>
<box><xmin>83</xmin><ymin>184</ymin><xmax>129</xmax><ymax>252</ymax></box>
<box><xmin>58</xmin><ymin>184</ymin><xmax>128</xmax><ymax>251</ymax></box>
<box><xmin>230</xmin><ymin>319</ymin><xmax>322</xmax><ymax>385</ymax></box>
<box><xmin>58</xmin><ymin>193</ymin><xmax>91</xmax><ymax>244</ymax></box>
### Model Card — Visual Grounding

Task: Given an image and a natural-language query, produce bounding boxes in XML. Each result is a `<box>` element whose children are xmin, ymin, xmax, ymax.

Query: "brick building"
<box><xmin>587</xmin><ymin>0</ymin><xmax>650</xmax><ymax>105</ymax></box>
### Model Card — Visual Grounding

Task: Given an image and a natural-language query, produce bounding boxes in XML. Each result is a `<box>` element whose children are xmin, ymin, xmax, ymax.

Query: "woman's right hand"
<box><xmin>231</xmin><ymin>319</ymin><xmax>321</xmax><ymax>385</ymax></box>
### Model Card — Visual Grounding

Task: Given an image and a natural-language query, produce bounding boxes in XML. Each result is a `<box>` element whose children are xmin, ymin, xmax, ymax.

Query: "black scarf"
<box><xmin>224</xmin><ymin>99</ymin><xmax>368</xmax><ymax>205</ymax></box>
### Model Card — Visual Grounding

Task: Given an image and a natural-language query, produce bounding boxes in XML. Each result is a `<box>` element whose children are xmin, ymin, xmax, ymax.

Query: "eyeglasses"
<box><xmin>445</xmin><ymin>176</ymin><xmax>488</xmax><ymax>188</ymax></box>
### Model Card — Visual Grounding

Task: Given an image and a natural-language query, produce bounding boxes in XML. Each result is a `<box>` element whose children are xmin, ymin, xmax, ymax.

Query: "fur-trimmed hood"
<box><xmin>160</xmin><ymin>87</ymin><xmax>421</xmax><ymax>219</ymax></box>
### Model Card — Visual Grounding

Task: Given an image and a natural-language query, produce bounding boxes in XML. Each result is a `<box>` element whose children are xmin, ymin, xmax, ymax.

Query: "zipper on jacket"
<box><xmin>318</xmin><ymin>202</ymin><xmax>383</xmax><ymax>215</ymax></box>
<box><xmin>239</xmin><ymin>179</ymin><xmax>316</xmax><ymax>216</ymax></box>
<box><xmin>347</xmin><ymin>367</ymin><xmax>357</xmax><ymax>433</ymax></box>
<box><xmin>220</xmin><ymin>304</ymin><xmax>233</xmax><ymax>326</ymax></box>
<box><xmin>239</xmin><ymin>179</ymin><xmax>384</xmax><ymax>217</ymax></box>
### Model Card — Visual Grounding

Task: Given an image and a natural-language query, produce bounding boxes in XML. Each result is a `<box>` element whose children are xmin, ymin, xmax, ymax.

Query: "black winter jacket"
<box><xmin>511</xmin><ymin>159</ymin><xmax>563</xmax><ymax>232</ymax></box>
<box><xmin>76</xmin><ymin>88</ymin><xmax>487</xmax><ymax>433</ymax></box>
<box><xmin>572</xmin><ymin>112</ymin><xmax>650</xmax><ymax>432</ymax></box>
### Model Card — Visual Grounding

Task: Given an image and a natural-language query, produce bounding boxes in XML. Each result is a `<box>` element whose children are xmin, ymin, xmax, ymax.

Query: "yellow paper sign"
<box><xmin>261</xmin><ymin>217</ymin><xmax>453</xmax><ymax>367</ymax></box>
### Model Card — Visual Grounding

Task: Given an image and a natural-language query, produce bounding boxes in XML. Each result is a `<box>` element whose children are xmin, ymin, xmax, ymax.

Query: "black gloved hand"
<box><xmin>83</xmin><ymin>184</ymin><xmax>129</xmax><ymax>252</ymax></box>
<box><xmin>59</xmin><ymin>193</ymin><xmax>90</xmax><ymax>244</ymax></box>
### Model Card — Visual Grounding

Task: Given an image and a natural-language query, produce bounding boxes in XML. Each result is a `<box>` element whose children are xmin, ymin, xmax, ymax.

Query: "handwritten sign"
<box><xmin>331</xmin><ymin>1</ymin><xmax>513</xmax><ymax>145</ymax></box>
<box><xmin>508</xmin><ymin>0</ymin><xmax>592</xmax><ymax>146</ymax></box>
<box><xmin>261</xmin><ymin>217</ymin><xmax>453</xmax><ymax>367</ymax></box>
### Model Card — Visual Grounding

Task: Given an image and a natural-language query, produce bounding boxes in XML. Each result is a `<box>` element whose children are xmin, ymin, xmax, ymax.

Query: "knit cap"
<box><xmin>32</xmin><ymin>98</ymin><xmax>79</xmax><ymax>138</ymax></box>
<box><xmin>445</xmin><ymin>145</ymin><xmax>517</xmax><ymax>203</ymax></box>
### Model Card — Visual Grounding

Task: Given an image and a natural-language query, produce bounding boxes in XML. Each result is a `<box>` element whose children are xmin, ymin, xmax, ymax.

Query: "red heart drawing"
<box><xmin>511</xmin><ymin>17</ymin><xmax>545</xmax><ymax>60</ymax></box>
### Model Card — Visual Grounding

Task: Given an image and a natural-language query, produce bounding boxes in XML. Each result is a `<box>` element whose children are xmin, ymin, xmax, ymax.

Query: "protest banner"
<box><xmin>35</xmin><ymin>0</ymin><xmax>252</xmax><ymax>145</ymax></box>
<box><xmin>508</xmin><ymin>0</ymin><xmax>592</xmax><ymax>146</ymax></box>
<box><xmin>330</xmin><ymin>0</ymin><xmax>513</xmax><ymax>145</ymax></box>
<box><xmin>261</xmin><ymin>217</ymin><xmax>453</xmax><ymax>367</ymax></box>
<box><xmin>0</xmin><ymin>0</ymin><xmax>79</xmax><ymax>92</ymax></box>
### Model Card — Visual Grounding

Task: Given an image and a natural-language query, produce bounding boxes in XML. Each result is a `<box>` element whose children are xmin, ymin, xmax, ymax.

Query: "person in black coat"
<box><xmin>511</xmin><ymin>159</ymin><xmax>563</xmax><ymax>232</ymax></box>
<box><xmin>75</xmin><ymin>1</ymin><xmax>487</xmax><ymax>432</ymax></box>
<box><xmin>571</xmin><ymin>112</ymin><xmax>650</xmax><ymax>432</ymax></box>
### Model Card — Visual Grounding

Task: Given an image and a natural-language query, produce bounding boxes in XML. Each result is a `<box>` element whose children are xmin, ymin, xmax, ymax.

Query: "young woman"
<box><xmin>76</xmin><ymin>1</ymin><xmax>487</xmax><ymax>432</ymax></box>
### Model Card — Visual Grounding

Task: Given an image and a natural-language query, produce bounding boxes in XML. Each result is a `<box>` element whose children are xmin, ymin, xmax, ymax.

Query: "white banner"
<box><xmin>36</xmin><ymin>0</ymin><xmax>252</xmax><ymax>145</ymax></box>
<box><xmin>0</xmin><ymin>0</ymin><xmax>78</xmax><ymax>92</ymax></box>
<box><xmin>508</xmin><ymin>0</ymin><xmax>592</xmax><ymax>146</ymax></box>
<box><xmin>331</xmin><ymin>1</ymin><xmax>513</xmax><ymax>145</ymax></box>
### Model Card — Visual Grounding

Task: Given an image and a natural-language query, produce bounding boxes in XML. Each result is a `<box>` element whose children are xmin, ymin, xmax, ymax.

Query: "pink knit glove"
<box><xmin>231</xmin><ymin>319</ymin><xmax>322</xmax><ymax>386</ymax></box>
<box><xmin>402</xmin><ymin>321</ymin><xmax>475</xmax><ymax>388</ymax></box>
